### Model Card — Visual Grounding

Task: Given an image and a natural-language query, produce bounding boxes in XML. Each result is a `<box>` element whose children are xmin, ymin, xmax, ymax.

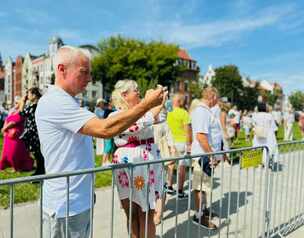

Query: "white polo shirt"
<box><xmin>190</xmin><ymin>103</ymin><xmax>212</xmax><ymax>157</ymax></box>
<box><xmin>35</xmin><ymin>86</ymin><xmax>96</xmax><ymax>218</ymax></box>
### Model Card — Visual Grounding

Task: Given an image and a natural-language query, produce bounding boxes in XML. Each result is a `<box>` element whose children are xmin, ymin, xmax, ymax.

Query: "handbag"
<box><xmin>255</xmin><ymin>125</ymin><xmax>268</xmax><ymax>139</ymax></box>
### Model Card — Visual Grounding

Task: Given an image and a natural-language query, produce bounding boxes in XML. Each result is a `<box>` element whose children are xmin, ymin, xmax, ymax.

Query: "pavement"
<box><xmin>1</xmin><ymin>153</ymin><xmax>304</xmax><ymax>238</ymax></box>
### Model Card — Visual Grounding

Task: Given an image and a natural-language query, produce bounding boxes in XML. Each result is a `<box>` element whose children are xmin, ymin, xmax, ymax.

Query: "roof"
<box><xmin>178</xmin><ymin>49</ymin><xmax>193</xmax><ymax>61</ymax></box>
<box><xmin>260</xmin><ymin>80</ymin><xmax>274</xmax><ymax>91</ymax></box>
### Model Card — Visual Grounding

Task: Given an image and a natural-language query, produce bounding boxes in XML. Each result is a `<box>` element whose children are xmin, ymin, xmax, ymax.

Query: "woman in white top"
<box><xmin>252</xmin><ymin>103</ymin><xmax>278</xmax><ymax>165</ymax></box>
<box><xmin>110</xmin><ymin>80</ymin><xmax>166</xmax><ymax>238</ymax></box>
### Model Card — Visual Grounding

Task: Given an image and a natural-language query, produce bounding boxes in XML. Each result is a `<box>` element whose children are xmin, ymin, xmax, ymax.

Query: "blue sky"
<box><xmin>0</xmin><ymin>0</ymin><xmax>303</xmax><ymax>94</ymax></box>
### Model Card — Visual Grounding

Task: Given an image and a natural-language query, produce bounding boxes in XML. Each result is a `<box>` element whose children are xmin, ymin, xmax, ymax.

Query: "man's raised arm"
<box><xmin>79</xmin><ymin>87</ymin><xmax>165</xmax><ymax>138</ymax></box>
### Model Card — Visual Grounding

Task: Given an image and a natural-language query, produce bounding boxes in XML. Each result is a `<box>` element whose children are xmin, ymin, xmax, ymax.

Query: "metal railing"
<box><xmin>267</xmin><ymin>140</ymin><xmax>304</xmax><ymax>237</ymax></box>
<box><xmin>0</xmin><ymin>142</ymin><xmax>303</xmax><ymax>238</ymax></box>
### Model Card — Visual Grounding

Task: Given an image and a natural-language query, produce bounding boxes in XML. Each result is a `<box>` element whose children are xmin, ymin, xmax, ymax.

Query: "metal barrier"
<box><xmin>267</xmin><ymin>140</ymin><xmax>304</xmax><ymax>237</ymax></box>
<box><xmin>0</xmin><ymin>142</ymin><xmax>303</xmax><ymax>238</ymax></box>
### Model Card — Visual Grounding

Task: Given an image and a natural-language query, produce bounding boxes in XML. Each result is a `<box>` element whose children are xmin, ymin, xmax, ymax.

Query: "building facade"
<box><xmin>14</xmin><ymin>56</ymin><xmax>23</xmax><ymax>98</ymax></box>
<box><xmin>4</xmin><ymin>57</ymin><xmax>14</xmax><ymax>106</ymax></box>
<box><xmin>19</xmin><ymin>37</ymin><xmax>103</xmax><ymax>105</ymax></box>
<box><xmin>173</xmin><ymin>49</ymin><xmax>199</xmax><ymax>107</ymax></box>
<box><xmin>0</xmin><ymin>55</ymin><xmax>5</xmax><ymax>106</ymax></box>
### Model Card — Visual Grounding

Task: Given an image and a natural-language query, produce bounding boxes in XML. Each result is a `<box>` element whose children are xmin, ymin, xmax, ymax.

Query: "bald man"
<box><xmin>190</xmin><ymin>87</ymin><xmax>218</xmax><ymax>229</ymax></box>
<box><xmin>35</xmin><ymin>46</ymin><xmax>166</xmax><ymax>238</ymax></box>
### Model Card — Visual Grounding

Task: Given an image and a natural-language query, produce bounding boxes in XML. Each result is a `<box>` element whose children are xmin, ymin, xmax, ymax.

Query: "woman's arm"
<box><xmin>1</xmin><ymin>121</ymin><xmax>16</xmax><ymax>133</ymax></box>
<box><xmin>220</xmin><ymin>111</ymin><xmax>229</xmax><ymax>139</ymax></box>
<box><xmin>19</xmin><ymin>96</ymin><xmax>27</xmax><ymax>113</ymax></box>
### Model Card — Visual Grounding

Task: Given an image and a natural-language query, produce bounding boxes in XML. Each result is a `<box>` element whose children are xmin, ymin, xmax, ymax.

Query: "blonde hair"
<box><xmin>172</xmin><ymin>93</ymin><xmax>185</xmax><ymax>106</ymax></box>
<box><xmin>188</xmin><ymin>98</ymin><xmax>201</xmax><ymax>114</ymax></box>
<box><xmin>111</xmin><ymin>80</ymin><xmax>138</xmax><ymax>110</ymax></box>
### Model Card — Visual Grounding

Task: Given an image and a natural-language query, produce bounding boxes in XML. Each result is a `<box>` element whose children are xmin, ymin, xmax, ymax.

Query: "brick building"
<box><xmin>14</xmin><ymin>56</ymin><xmax>23</xmax><ymax>98</ymax></box>
<box><xmin>172</xmin><ymin>49</ymin><xmax>199</xmax><ymax>107</ymax></box>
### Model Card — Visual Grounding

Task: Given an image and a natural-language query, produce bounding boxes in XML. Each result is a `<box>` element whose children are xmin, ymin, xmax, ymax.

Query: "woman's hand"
<box><xmin>1</xmin><ymin>127</ymin><xmax>6</xmax><ymax>134</ymax></box>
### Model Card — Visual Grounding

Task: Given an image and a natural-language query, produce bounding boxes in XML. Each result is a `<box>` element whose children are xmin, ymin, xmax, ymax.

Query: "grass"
<box><xmin>0</xmin><ymin>124</ymin><xmax>303</xmax><ymax>208</ymax></box>
<box><xmin>0</xmin><ymin>135</ymin><xmax>112</xmax><ymax>208</ymax></box>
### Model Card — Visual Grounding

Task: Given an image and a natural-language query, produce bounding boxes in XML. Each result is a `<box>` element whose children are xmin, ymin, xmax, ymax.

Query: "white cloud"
<box><xmin>122</xmin><ymin>4</ymin><xmax>296</xmax><ymax>48</ymax></box>
<box><xmin>248</xmin><ymin>51</ymin><xmax>304</xmax><ymax>67</ymax></box>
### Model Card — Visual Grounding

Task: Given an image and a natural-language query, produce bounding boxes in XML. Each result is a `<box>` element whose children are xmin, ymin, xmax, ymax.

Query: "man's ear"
<box><xmin>57</xmin><ymin>64</ymin><xmax>65</xmax><ymax>74</ymax></box>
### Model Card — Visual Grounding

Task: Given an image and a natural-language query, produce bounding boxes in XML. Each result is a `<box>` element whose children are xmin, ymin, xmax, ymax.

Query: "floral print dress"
<box><xmin>19</xmin><ymin>103</ymin><xmax>40</xmax><ymax>153</ymax></box>
<box><xmin>111</xmin><ymin>111</ymin><xmax>162</xmax><ymax>212</ymax></box>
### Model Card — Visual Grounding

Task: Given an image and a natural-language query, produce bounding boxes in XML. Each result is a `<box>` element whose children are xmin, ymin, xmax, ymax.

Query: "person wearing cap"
<box><xmin>35</xmin><ymin>46</ymin><xmax>166</xmax><ymax>238</ymax></box>
<box><xmin>94</xmin><ymin>98</ymin><xmax>105</xmax><ymax>119</ymax></box>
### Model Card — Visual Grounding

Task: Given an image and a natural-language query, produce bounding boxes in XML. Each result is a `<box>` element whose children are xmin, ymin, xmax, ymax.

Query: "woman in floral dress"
<box><xmin>110</xmin><ymin>80</ymin><xmax>166</xmax><ymax>238</ymax></box>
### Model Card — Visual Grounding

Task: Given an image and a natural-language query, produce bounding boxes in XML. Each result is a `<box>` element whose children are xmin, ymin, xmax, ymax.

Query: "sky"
<box><xmin>0</xmin><ymin>0</ymin><xmax>303</xmax><ymax>94</ymax></box>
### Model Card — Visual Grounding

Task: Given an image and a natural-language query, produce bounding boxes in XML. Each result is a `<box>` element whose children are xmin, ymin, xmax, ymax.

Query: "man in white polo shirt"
<box><xmin>35</xmin><ymin>46</ymin><xmax>166</xmax><ymax>238</ymax></box>
<box><xmin>190</xmin><ymin>86</ymin><xmax>218</xmax><ymax>229</ymax></box>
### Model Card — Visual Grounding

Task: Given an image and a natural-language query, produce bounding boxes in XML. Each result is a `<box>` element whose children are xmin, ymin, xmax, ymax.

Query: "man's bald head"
<box><xmin>54</xmin><ymin>46</ymin><xmax>91</xmax><ymax>72</ymax></box>
<box><xmin>54</xmin><ymin>46</ymin><xmax>92</xmax><ymax>96</ymax></box>
<box><xmin>201</xmin><ymin>86</ymin><xmax>219</xmax><ymax>107</ymax></box>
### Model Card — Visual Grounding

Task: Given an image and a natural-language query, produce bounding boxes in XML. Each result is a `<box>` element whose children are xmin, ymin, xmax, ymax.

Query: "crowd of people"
<box><xmin>1</xmin><ymin>45</ymin><xmax>304</xmax><ymax>238</ymax></box>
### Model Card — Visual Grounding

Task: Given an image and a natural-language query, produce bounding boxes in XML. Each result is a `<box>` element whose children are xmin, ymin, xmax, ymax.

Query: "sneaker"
<box><xmin>178</xmin><ymin>191</ymin><xmax>189</xmax><ymax>200</ymax></box>
<box><xmin>164</xmin><ymin>184</ymin><xmax>176</xmax><ymax>195</ymax></box>
<box><xmin>192</xmin><ymin>215</ymin><xmax>217</xmax><ymax>230</ymax></box>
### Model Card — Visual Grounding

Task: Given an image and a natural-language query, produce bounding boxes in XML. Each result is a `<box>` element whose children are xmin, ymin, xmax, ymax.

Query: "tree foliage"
<box><xmin>289</xmin><ymin>91</ymin><xmax>304</xmax><ymax>111</ymax></box>
<box><xmin>263</xmin><ymin>88</ymin><xmax>283</xmax><ymax>106</ymax></box>
<box><xmin>212</xmin><ymin>65</ymin><xmax>244</xmax><ymax>106</ymax></box>
<box><xmin>91</xmin><ymin>35</ymin><xmax>181</xmax><ymax>94</ymax></box>
<box><xmin>238</xmin><ymin>84</ymin><xmax>259</xmax><ymax>110</ymax></box>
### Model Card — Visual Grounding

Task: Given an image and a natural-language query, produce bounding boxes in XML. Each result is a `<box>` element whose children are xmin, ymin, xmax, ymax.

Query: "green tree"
<box><xmin>265</xmin><ymin>88</ymin><xmax>283</xmax><ymax>106</ymax></box>
<box><xmin>238</xmin><ymin>85</ymin><xmax>259</xmax><ymax>110</ymax></box>
<box><xmin>212</xmin><ymin>65</ymin><xmax>244</xmax><ymax>107</ymax></box>
<box><xmin>92</xmin><ymin>35</ymin><xmax>180</xmax><ymax>94</ymax></box>
<box><xmin>289</xmin><ymin>91</ymin><xmax>304</xmax><ymax>111</ymax></box>
<box><xmin>136</xmin><ymin>78</ymin><xmax>158</xmax><ymax>97</ymax></box>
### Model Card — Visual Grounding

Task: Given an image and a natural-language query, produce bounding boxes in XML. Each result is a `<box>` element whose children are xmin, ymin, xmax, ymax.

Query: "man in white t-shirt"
<box><xmin>35</xmin><ymin>46</ymin><xmax>166</xmax><ymax>238</ymax></box>
<box><xmin>191</xmin><ymin>86</ymin><xmax>218</xmax><ymax>229</ymax></box>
